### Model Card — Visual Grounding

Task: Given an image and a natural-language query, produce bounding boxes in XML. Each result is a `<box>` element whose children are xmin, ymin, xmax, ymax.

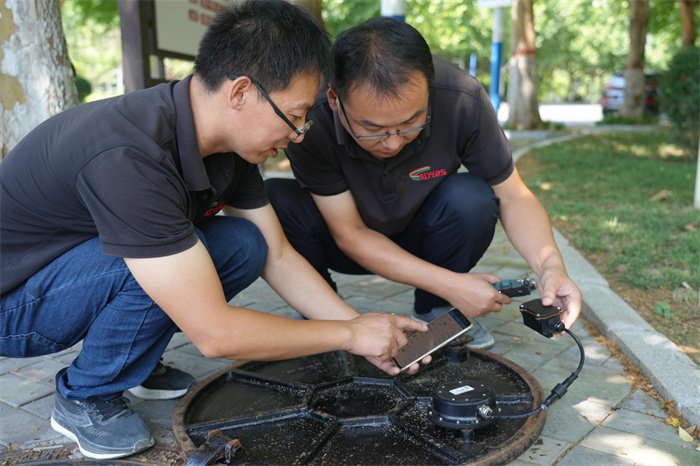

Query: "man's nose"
<box><xmin>381</xmin><ymin>132</ymin><xmax>402</xmax><ymax>150</ymax></box>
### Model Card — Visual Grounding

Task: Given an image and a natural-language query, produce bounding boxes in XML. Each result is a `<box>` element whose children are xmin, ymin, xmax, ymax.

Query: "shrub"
<box><xmin>659</xmin><ymin>46</ymin><xmax>699</xmax><ymax>158</ymax></box>
<box><xmin>75</xmin><ymin>75</ymin><xmax>92</xmax><ymax>103</ymax></box>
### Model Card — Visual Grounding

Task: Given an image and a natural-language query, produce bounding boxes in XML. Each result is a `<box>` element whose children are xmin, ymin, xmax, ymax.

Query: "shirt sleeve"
<box><xmin>458</xmin><ymin>85</ymin><xmax>514</xmax><ymax>185</ymax></box>
<box><xmin>75</xmin><ymin>146</ymin><xmax>198</xmax><ymax>258</ymax></box>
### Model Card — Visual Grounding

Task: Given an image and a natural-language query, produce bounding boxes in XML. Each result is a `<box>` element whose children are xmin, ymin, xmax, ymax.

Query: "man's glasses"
<box><xmin>228</xmin><ymin>74</ymin><xmax>312</xmax><ymax>140</ymax></box>
<box><xmin>338</xmin><ymin>98</ymin><xmax>431</xmax><ymax>142</ymax></box>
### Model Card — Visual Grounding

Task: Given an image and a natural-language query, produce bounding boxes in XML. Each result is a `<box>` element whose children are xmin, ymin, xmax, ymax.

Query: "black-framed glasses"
<box><xmin>338</xmin><ymin>98</ymin><xmax>431</xmax><ymax>142</ymax></box>
<box><xmin>228</xmin><ymin>74</ymin><xmax>313</xmax><ymax>140</ymax></box>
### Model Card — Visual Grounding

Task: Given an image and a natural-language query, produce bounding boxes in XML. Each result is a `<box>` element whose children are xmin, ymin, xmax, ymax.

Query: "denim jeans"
<box><xmin>266</xmin><ymin>173</ymin><xmax>500</xmax><ymax>313</ymax></box>
<box><xmin>0</xmin><ymin>216</ymin><xmax>267</xmax><ymax>400</ymax></box>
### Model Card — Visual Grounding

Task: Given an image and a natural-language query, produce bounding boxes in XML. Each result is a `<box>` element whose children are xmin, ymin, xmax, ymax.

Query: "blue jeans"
<box><xmin>266</xmin><ymin>173</ymin><xmax>500</xmax><ymax>313</ymax></box>
<box><xmin>0</xmin><ymin>216</ymin><xmax>267</xmax><ymax>400</ymax></box>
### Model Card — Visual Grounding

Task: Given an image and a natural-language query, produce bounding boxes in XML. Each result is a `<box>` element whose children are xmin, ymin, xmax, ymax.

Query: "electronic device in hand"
<box><xmin>393</xmin><ymin>308</ymin><xmax>473</xmax><ymax>372</ymax></box>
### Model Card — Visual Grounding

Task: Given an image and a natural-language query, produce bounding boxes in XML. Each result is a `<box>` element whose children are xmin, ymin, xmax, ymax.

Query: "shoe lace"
<box><xmin>86</xmin><ymin>396</ymin><xmax>133</xmax><ymax>421</ymax></box>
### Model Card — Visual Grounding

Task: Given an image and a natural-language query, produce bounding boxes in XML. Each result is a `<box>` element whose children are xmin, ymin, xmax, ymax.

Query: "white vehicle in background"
<box><xmin>600</xmin><ymin>71</ymin><xmax>660</xmax><ymax>116</ymax></box>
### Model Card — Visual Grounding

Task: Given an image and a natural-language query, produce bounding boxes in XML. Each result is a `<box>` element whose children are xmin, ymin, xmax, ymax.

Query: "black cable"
<box><xmin>491</xmin><ymin>327</ymin><xmax>585</xmax><ymax>420</ymax></box>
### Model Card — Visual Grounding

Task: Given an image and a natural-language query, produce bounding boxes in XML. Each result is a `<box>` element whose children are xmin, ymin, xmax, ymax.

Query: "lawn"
<box><xmin>516</xmin><ymin>128</ymin><xmax>700</xmax><ymax>365</ymax></box>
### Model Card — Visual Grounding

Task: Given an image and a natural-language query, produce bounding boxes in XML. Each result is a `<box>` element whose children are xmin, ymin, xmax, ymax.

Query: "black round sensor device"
<box><xmin>430</xmin><ymin>379</ymin><xmax>496</xmax><ymax>430</ymax></box>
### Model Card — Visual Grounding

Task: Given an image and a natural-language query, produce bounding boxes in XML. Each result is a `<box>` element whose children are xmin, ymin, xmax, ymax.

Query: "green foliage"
<box><xmin>61</xmin><ymin>0</ymin><xmax>122</xmax><ymax>101</ymax></box>
<box><xmin>323</xmin><ymin>0</ymin><xmax>497</xmax><ymax>84</ymax></box>
<box><xmin>598</xmin><ymin>112</ymin><xmax>659</xmax><ymax>126</ymax></box>
<box><xmin>67</xmin><ymin>0</ymin><xmax>119</xmax><ymax>29</ymax></box>
<box><xmin>322</xmin><ymin>0</ymin><xmax>380</xmax><ymax>39</ymax></box>
<box><xmin>59</xmin><ymin>0</ymin><xmax>699</xmax><ymax>105</ymax></box>
<box><xmin>75</xmin><ymin>75</ymin><xmax>92</xmax><ymax>103</ymax></box>
<box><xmin>654</xmin><ymin>301</ymin><xmax>672</xmax><ymax>319</ymax></box>
<box><xmin>659</xmin><ymin>46</ymin><xmax>700</xmax><ymax>158</ymax></box>
<box><xmin>409</xmin><ymin>0</ymin><xmax>495</xmax><ymax>81</ymax></box>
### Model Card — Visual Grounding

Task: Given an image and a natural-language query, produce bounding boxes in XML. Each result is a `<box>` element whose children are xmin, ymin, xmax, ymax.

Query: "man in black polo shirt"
<box><xmin>267</xmin><ymin>17</ymin><xmax>582</xmax><ymax>348</ymax></box>
<box><xmin>0</xmin><ymin>3</ymin><xmax>426</xmax><ymax>459</ymax></box>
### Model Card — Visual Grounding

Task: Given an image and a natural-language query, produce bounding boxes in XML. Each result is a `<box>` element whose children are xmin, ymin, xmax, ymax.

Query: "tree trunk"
<box><xmin>0</xmin><ymin>0</ymin><xmax>78</xmax><ymax>159</ymax></box>
<box><xmin>506</xmin><ymin>0</ymin><xmax>541</xmax><ymax>130</ymax></box>
<box><xmin>680</xmin><ymin>0</ymin><xmax>699</xmax><ymax>49</ymax></box>
<box><xmin>619</xmin><ymin>0</ymin><xmax>649</xmax><ymax>120</ymax></box>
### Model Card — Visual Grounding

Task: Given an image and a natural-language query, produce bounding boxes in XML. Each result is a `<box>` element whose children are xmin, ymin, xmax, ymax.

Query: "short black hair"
<box><xmin>330</xmin><ymin>17</ymin><xmax>434</xmax><ymax>102</ymax></box>
<box><xmin>194</xmin><ymin>0</ymin><xmax>331</xmax><ymax>93</ymax></box>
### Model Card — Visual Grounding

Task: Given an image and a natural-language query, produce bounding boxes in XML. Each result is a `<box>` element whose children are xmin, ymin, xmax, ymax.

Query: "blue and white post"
<box><xmin>381</xmin><ymin>0</ymin><xmax>406</xmax><ymax>22</ymax></box>
<box><xmin>478</xmin><ymin>0</ymin><xmax>511</xmax><ymax>112</ymax></box>
<box><xmin>489</xmin><ymin>7</ymin><xmax>504</xmax><ymax>112</ymax></box>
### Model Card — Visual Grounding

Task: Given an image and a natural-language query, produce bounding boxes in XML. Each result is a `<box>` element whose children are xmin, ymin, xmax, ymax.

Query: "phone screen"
<box><xmin>393</xmin><ymin>309</ymin><xmax>473</xmax><ymax>371</ymax></box>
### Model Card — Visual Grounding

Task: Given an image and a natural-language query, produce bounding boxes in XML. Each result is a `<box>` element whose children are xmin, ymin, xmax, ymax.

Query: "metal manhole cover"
<box><xmin>173</xmin><ymin>342</ymin><xmax>545</xmax><ymax>465</ymax></box>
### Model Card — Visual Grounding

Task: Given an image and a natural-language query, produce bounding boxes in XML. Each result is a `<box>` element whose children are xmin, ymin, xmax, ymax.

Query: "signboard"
<box><xmin>154</xmin><ymin>0</ymin><xmax>233</xmax><ymax>59</ymax></box>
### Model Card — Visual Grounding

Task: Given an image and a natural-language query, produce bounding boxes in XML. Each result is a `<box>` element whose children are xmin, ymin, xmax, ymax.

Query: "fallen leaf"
<box><xmin>686</xmin><ymin>424</ymin><xmax>697</xmax><ymax>434</ymax></box>
<box><xmin>666</xmin><ymin>417</ymin><xmax>682</xmax><ymax>427</ymax></box>
<box><xmin>684</xmin><ymin>221</ymin><xmax>698</xmax><ymax>231</ymax></box>
<box><xmin>649</xmin><ymin>189</ymin><xmax>672</xmax><ymax>202</ymax></box>
<box><xmin>679</xmin><ymin>426</ymin><xmax>693</xmax><ymax>442</ymax></box>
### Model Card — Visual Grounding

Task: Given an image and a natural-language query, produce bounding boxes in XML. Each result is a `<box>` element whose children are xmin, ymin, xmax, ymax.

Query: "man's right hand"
<box><xmin>444</xmin><ymin>273</ymin><xmax>512</xmax><ymax>318</ymax></box>
<box><xmin>344</xmin><ymin>313</ymin><xmax>427</xmax><ymax>375</ymax></box>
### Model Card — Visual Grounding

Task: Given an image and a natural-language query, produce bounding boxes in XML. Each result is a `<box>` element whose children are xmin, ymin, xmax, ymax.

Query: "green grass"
<box><xmin>517</xmin><ymin>128</ymin><xmax>699</xmax><ymax>291</ymax></box>
<box><xmin>597</xmin><ymin>112</ymin><xmax>659</xmax><ymax>126</ymax></box>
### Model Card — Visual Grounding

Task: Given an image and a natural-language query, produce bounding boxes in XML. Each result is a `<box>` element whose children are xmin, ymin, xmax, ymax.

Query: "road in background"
<box><xmin>498</xmin><ymin>103</ymin><xmax>603</xmax><ymax>127</ymax></box>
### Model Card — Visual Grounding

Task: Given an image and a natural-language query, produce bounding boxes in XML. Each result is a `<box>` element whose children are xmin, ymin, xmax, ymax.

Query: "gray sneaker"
<box><xmin>127</xmin><ymin>362</ymin><xmax>194</xmax><ymax>400</ymax></box>
<box><xmin>51</xmin><ymin>369</ymin><xmax>154</xmax><ymax>459</ymax></box>
<box><xmin>411</xmin><ymin>306</ymin><xmax>495</xmax><ymax>350</ymax></box>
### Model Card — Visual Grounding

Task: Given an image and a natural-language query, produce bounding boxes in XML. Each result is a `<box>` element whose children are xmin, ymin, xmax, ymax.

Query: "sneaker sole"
<box><xmin>51</xmin><ymin>416</ymin><xmax>154</xmax><ymax>460</ymax></box>
<box><xmin>127</xmin><ymin>385</ymin><xmax>190</xmax><ymax>400</ymax></box>
<box><xmin>466</xmin><ymin>336</ymin><xmax>495</xmax><ymax>350</ymax></box>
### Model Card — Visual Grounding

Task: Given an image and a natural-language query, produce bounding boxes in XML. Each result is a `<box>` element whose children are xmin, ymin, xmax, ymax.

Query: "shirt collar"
<box><xmin>173</xmin><ymin>75</ymin><xmax>211</xmax><ymax>192</ymax></box>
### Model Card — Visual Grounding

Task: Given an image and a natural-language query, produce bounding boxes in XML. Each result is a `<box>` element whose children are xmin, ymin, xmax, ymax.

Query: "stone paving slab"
<box><xmin>1</xmin><ymin>227</ymin><xmax>698</xmax><ymax>464</ymax></box>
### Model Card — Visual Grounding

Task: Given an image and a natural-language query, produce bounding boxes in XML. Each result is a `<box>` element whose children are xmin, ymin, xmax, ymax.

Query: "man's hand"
<box><xmin>443</xmin><ymin>273</ymin><xmax>512</xmax><ymax>318</ymax></box>
<box><xmin>344</xmin><ymin>313</ymin><xmax>428</xmax><ymax>376</ymax></box>
<box><xmin>538</xmin><ymin>268</ymin><xmax>582</xmax><ymax>330</ymax></box>
<box><xmin>366</xmin><ymin>354</ymin><xmax>432</xmax><ymax>376</ymax></box>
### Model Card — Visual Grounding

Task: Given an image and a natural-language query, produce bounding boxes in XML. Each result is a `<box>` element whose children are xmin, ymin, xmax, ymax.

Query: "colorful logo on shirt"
<box><xmin>205</xmin><ymin>201</ymin><xmax>225</xmax><ymax>217</ymax></box>
<box><xmin>409</xmin><ymin>166</ymin><xmax>447</xmax><ymax>181</ymax></box>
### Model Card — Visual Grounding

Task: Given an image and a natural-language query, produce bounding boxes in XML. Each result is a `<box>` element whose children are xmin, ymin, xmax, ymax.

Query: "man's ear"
<box><xmin>326</xmin><ymin>84</ymin><xmax>340</xmax><ymax>113</ymax></box>
<box><xmin>228</xmin><ymin>76</ymin><xmax>253</xmax><ymax>110</ymax></box>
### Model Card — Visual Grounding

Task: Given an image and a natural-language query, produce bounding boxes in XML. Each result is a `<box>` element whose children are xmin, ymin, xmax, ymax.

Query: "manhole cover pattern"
<box><xmin>174</xmin><ymin>347</ymin><xmax>545</xmax><ymax>465</ymax></box>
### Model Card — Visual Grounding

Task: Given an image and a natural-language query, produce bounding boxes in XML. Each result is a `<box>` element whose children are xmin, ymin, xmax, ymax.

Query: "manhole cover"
<box><xmin>173</xmin><ymin>342</ymin><xmax>545</xmax><ymax>465</ymax></box>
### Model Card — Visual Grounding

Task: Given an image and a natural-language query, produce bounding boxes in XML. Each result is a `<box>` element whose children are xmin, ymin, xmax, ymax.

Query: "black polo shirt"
<box><xmin>0</xmin><ymin>75</ymin><xmax>268</xmax><ymax>294</ymax></box>
<box><xmin>285</xmin><ymin>55</ymin><xmax>513</xmax><ymax>237</ymax></box>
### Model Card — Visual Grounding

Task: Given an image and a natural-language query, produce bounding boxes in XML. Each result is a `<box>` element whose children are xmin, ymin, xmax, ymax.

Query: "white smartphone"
<box><xmin>393</xmin><ymin>308</ymin><xmax>473</xmax><ymax>372</ymax></box>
